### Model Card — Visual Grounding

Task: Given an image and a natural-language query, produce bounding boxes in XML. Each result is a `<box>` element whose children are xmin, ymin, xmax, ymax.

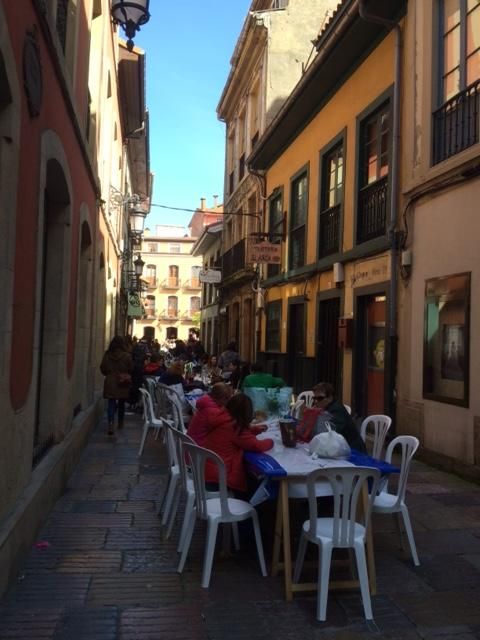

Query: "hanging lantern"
<box><xmin>111</xmin><ymin>0</ymin><xmax>150</xmax><ymax>51</ymax></box>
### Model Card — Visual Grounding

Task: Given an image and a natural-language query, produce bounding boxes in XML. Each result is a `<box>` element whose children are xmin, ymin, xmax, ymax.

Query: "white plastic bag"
<box><xmin>309</xmin><ymin>423</ymin><xmax>351</xmax><ymax>459</ymax></box>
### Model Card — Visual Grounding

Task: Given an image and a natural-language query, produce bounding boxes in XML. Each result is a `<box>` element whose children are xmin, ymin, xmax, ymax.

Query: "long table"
<box><xmin>245</xmin><ymin>423</ymin><xmax>399</xmax><ymax>601</ymax></box>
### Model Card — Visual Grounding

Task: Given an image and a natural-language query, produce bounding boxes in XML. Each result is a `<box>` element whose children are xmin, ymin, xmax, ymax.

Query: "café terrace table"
<box><xmin>245</xmin><ymin>422</ymin><xmax>399</xmax><ymax>601</ymax></box>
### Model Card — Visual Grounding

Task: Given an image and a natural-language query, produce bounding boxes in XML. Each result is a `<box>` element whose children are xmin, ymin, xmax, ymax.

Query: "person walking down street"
<box><xmin>100</xmin><ymin>335</ymin><xmax>133</xmax><ymax>435</ymax></box>
<box><xmin>311</xmin><ymin>382</ymin><xmax>366</xmax><ymax>453</ymax></box>
<box><xmin>241</xmin><ymin>362</ymin><xmax>285</xmax><ymax>389</ymax></box>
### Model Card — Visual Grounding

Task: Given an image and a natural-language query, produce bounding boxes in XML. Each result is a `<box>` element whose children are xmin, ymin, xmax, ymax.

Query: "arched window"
<box><xmin>144</xmin><ymin>294</ymin><xmax>156</xmax><ymax>318</ymax></box>
<box><xmin>191</xmin><ymin>265</ymin><xmax>201</xmax><ymax>288</ymax></box>
<box><xmin>190</xmin><ymin>296</ymin><xmax>201</xmax><ymax>314</ymax></box>
<box><xmin>168</xmin><ymin>265</ymin><xmax>178</xmax><ymax>287</ymax></box>
<box><xmin>168</xmin><ymin>295</ymin><xmax>178</xmax><ymax>318</ymax></box>
<box><xmin>166</xmin><ymin>326</ymin><xmax>177</xmax><ymax>340</ymax></box>
<box><xmin>146</xmin><ymin>264</ymin><xmax>156</xmax><ymax>287</ymax></box>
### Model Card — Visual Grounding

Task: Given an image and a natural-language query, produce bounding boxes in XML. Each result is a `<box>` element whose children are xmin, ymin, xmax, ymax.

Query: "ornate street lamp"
<box><xmin>133</xmin><ymin>253</ymin><xmax>145</xmax><ymax>277</ymax></box>
<box><xmin>129</xmin><ymin>207</ymin><xmax>147</xmax><ymax>237</ymax></box>
<box><xmin>111</xmin><ymin>0</ymin><xmax>150</xmax><ymax>51</ymax></box>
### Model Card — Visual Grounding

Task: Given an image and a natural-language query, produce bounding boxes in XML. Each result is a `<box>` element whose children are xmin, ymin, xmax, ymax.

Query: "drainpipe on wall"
<box><xmin>248</xmin><ymin>167</ymin><xmax>267</xmax><ymax>363</ymax></box>
<box><xmin>358</xmin><ymin>0</ymin><xmax>402</xmax><ymax>419</ymax></box>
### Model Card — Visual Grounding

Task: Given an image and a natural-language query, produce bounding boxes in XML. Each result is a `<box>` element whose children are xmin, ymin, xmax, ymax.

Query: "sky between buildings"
<box><xmin>135</xmin><ymin>1</ymin><xmax>252</xmax><ymax>231</ymax></box>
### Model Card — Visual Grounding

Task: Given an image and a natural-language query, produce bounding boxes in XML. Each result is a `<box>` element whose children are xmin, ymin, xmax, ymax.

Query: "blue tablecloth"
<box><xmin>245</xmin><ymin>449</ymin><xmax>399</xmax><ymax>478</ymax></box>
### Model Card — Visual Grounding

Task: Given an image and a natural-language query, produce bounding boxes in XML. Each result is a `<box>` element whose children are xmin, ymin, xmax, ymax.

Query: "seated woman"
<box><xmin>203</xmin><ymin>393</ymin><xmax>274</xmax><ymax>494</ymax></box>
<box><xmin>311</xmin><ymin>382</ymin><xmax>366</xmax><ymax>453</ymax></box>
<box><xmin>143</xmin><ymin>353</ymin><xmax>167</xmax><ymax>376</ymax></box>
<box><xmin>158</xmin><ymin>360</ymin><xmax>185</xmax><ymax>387</ymax></box>
<box><xmin>202</xmin><ymin>355</ymin><xmax>222</xmax><ymax>382</ymax></box>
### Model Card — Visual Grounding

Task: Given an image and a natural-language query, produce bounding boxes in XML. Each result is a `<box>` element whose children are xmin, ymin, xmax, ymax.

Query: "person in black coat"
<box><xmin>311</xmin><ymin>382</ymin><xmax>367</xmax><ymax>453</ymax></box>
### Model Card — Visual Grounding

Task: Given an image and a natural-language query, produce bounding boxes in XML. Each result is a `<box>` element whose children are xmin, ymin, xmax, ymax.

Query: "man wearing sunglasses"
<box><xmin>311</xmin><ymin>382</ymin><xmax>366</xmax><ymax>453</ymax></box>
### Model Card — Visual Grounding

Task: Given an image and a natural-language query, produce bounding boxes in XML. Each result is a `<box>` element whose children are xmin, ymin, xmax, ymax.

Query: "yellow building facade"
<box><xmin>250</xmin><ymin>2</ymin><xmax>407</xmax><ymax>418</ymax></box>
<box><xmin>135</xmin><ymin>227</ymin><xmax>203</xmax><ymax>343</ymax></box>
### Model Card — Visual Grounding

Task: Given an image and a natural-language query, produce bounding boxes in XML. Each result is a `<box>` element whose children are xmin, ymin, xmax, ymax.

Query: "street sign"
<box><xmin>199</xmin><ymin>268</ymin><xmax>222</xmax><ymax>284</ymax></box>
<box><xmin>249</xmin><ymin>241</ymin><xmax>281</xmax><ymax>264</ymax></box>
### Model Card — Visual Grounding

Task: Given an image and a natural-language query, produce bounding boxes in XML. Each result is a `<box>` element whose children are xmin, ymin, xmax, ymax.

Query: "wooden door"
<box><xmin>366</xmin><ymin>296</ymin><xmax>386</xmax><ymax>415</ymax></box>
<box><xmin>287</xmin><ymin>302</ymin><xmax>305</xmax><ymax>392</ymax></box>
<box><xmin>316</xmin><ymin>297</ymin><xmax>341</xmax><ymax>390</ymax></box>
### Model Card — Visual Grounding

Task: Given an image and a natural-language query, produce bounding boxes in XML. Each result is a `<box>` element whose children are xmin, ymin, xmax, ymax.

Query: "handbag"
<box><xmin>117</xmin><ymin>372</ymin><xmax>132</xmax><ymax>387</ymax></box>
<box><xmin>296</xmin><ymin>407</ymin><xmax>323</xmax><ymax>442</ymax></box>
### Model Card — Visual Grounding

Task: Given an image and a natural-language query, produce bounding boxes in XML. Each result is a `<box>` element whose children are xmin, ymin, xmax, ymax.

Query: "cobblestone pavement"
<box><xmin>2</xmin><ymin>413</ymin><xmax>480</xmax><ymax>640</ymax></box>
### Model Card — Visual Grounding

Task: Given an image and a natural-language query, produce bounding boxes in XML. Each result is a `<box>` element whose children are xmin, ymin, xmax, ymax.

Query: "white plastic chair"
<box><xmin>293</xmin><ymin>466</ymin><xmax>380</xmax><ymax>621</ymax></box>
<box><xmin>360</xmin><ymin>414</ymin><xmax>392</xmax><ymax>459</ymax></box>
<box><xmin>144</xmin><ymin>376</ymin><xmax>157</xmax><ymax>400</ymax></box>
<box><xmin>138</xmin><ymin>388</ymin><xmax>167</xmax><ymax>456</ymax></box>
<box><xmin>293</xmin><ymin>390</ymin><xmax>314</xmax><ymax>418</ymax></box>
<box><xmin>155</xmin><ymin>383</ymin><xmax>186</xmax><ymax>432</ymax></box>
<box><xmin>177</xmin><ymin>442</ymin><xmax>267</xmax><ymax>588</ymax></box>
<box><xmin>372</xmin><ymin>435</ymin><xmax>420</xmax><ymax>566</ymax></box>
<box><xmin>163</xmin><ymin>425</ymin><xmax>226</xmax><ymax>550</ymax></box>
<box><xmin>298</xmin><ymin>390</ymin><xmax>314</xmax><ymax>407</ymax></box>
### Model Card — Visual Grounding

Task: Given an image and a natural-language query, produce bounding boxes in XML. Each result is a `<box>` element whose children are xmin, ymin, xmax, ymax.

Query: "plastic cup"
<box><xmin>279</xmin><ymin>419</ymin><xmax>297</xmax><ymax>448</ymax></box>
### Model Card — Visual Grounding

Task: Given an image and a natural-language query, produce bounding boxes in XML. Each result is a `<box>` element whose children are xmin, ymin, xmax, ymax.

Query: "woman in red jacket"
<box><xmin>203</xmin><ymin>393</ymin><xmax>274</xmax><ymax>494</ymax></box>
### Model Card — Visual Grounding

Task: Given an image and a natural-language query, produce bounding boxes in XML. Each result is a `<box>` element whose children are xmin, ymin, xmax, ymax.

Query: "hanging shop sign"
<box><xmin>127</xmin><ymin>292</ymin><xmax>144</xmax><ymax>318</ymax></box>
<box><xmin>249</xmin><ymin>241</ymin><xmax>281</xmax><ymax>264</ymax></box>
<box><xmin>199</xmin><ymin>268</ymin><xmax>222</xmax><ymax>284</ymax></box>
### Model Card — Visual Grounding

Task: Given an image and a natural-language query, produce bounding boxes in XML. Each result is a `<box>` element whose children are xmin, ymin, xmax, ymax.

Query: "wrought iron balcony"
<box><xmin>319</xmin><ymin>204</ymin><xmax>341</xmax><ymax>258</ymax></box>
<box><xmin>158</xmin><ymin>308</ymin><xmax>179</xmax><ymax>320</ymax></box>
<box><xmin>160</xmin><ymin>277</ymin><xmax>179</xmax><ymax>290</ymax></box>
<box><xmin>182</xmin><ymin>278</ymin><xmax>200</xmax><ymax>290</ymax></box>
<box><xmin>357</xmin><ymin>176</ymin><xmax>388</xmax><ymax>244</ymax></box>
<box><xmin>433</xmin><ymin>80</ymin><xmax>480</xmax><ymax>165</ymax></box>
<box><xmin>180</xmin><ymin>310</ymin><xmax>193</xmax><ymax>322</ymax></box>
<box><xmin>222</xmin><ymin>238</ymin><xmax>250</xmax><ymax>280</ymax></box>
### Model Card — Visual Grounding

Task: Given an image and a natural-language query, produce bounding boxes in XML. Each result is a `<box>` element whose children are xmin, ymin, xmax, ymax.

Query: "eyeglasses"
<box><xmin>313</xmin><ymin>395</ymin><xmax>326</xmax><ymax>402</ymax></box>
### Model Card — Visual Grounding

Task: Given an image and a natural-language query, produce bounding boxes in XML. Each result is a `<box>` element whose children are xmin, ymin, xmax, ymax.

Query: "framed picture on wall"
<box><xmin>423</xmin><ymin>272</ymin><xmax>470</xmax><ymax>406</ymax></box>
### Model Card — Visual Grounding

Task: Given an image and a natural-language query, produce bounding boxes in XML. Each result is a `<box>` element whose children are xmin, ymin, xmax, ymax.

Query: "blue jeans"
<box><xmin>107</xmin><ymin>399</ymin><xmax>125</xmax><ymax>424</ymax></box>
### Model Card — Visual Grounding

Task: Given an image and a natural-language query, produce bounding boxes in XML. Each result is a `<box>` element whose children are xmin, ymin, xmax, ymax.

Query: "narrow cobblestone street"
<box><xmin>1</xmin><ymin>414</ymin><xmax>480</xmax><ymax>640</ymax></box>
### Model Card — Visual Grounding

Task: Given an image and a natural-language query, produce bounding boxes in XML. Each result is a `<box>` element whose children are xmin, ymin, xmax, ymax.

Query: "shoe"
<box><xmin>107</xmin><ymin>422</ymin><xmax>114</xmax><ymax>435</ymax></box>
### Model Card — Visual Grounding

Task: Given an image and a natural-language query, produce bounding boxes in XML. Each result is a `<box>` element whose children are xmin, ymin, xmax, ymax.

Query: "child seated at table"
<box><xmin>203</xmin><ymin>393</ymin><xmax>274</xmax><ymax>495</ymax></box>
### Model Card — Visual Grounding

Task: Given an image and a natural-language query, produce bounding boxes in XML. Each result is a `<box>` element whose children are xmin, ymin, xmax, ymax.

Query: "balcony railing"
<box><xmin>182</xmin><ymin>278</ymin><xmax>200</xmax><ymax>290</ymax></box>
<box><xmin>357</xmin><ymin>175</ymin><xmax>388</xmax><ymax>244</ymax></box>
<box><xmin>180</xmin><ymin>310</ymin><xmax>193</xmax><ymax>321</ymax></box>
<box><xmin>144</xmin><ymin>308</ymin><xmax>156</xmax><ymax>319</ymax></box>
<box><xmin>433</xmin><ymin>80</ymin><xmax>480</xmax><ymax>165</ymax></box>
<box><xmin>158</xmin><ymin>308</ymin><xmax>179</xmax><ymax>320</ymax></box>
<box><xmin>222</xmin><ymin>238</ymin><xmax>249</xmax><ymax>279</ymax></box>
<box><xmin>161</xmin><ymin>277</ymin><xmax>179</xmax><ymax>289</ymax></box>
<box><xmin>318</xmin><ymin>204</ymin><xmax>341</xmax><ymax>258</ymax></box>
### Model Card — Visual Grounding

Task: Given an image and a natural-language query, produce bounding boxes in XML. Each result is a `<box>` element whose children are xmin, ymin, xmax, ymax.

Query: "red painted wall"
<box><xmin>5</xmin><ymin>1</ymin><xmax>98</xmax><ymax>410</ymax></box>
